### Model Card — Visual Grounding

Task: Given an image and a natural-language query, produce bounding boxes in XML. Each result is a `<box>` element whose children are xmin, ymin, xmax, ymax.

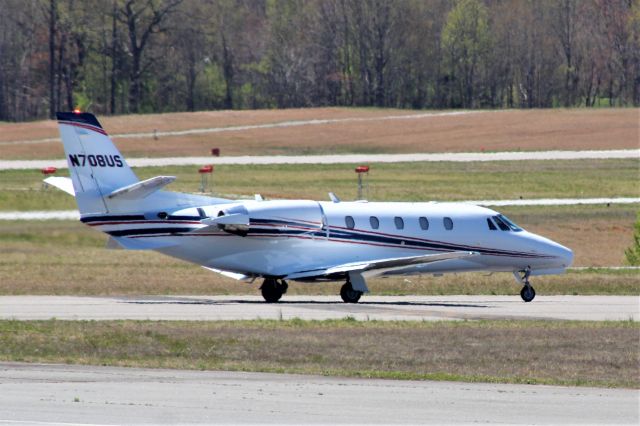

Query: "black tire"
<box><xmin>261</xmin><ymin>278</ymin><xmax>284</xmax><ymax>303</ymax></box>
<box><xmin>340</xmin><ymin>282</ymin><xmax>362</xmax><ymax>303</ymax></box>
<box><xmin>520</xmin><ymin>285</ymin><xmax>536</xmax><ymax>302</ymax></box>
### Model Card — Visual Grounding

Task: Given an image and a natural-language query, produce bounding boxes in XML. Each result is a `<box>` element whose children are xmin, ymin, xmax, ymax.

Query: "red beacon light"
<box><xmin>72</xmin><ymin>108</ymin><xmax>81</xmax><ymax>114</ymax></box>
<box><xmin>198</xmin><ymin>165</ymin><xmax>213</xmax><ymax>174</ymax></box>
<box><xmin>41</xmin><ymin>166</ymin><xmax>57</xmax><ymax>175</ymax></box>
<box><xmin>355</xmin><ymin>165</ymin><xmax>369</xmax><ymax>173</ymax></box>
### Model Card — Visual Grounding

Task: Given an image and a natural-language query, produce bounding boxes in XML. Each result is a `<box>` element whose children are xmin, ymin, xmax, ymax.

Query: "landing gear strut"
<box><xmin>261</xmin><ymin>278</ymin><xmax>288</xmax><ymax>303</ymax></box>
<box><xmin>340</xmin><ymin>281</ymin><xmax>362</xmax><ymax>303</ymax></box>
<box><xmin>515</xmin><ymin>268</ymin><xmax>536</xmax><ymax>302</ymax></box>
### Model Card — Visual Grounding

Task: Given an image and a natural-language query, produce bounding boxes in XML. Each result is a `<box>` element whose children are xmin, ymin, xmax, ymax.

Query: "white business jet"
<box><xmin>46</xmin><ymin>111</ymin><xmax>573</xmax><ymax>303</ymax></box>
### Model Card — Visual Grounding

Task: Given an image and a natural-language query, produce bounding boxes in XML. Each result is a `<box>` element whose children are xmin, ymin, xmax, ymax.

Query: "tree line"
<box><xmin>0</xmin><ymin>0</ymin><xmax>638</xmax><ymax>122</ymax></box>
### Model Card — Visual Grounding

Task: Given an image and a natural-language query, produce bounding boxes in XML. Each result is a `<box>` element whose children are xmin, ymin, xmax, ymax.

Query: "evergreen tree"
<box><xmin>624</xmin><ymin>212</ymin><xmax>640</xmax><ymax>266</ymax></box>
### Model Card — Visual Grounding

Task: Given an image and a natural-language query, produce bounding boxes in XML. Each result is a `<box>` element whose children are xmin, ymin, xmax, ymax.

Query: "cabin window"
<box><xmin>493</xmin><ymin>215</ymin><xmax>510</xmax><ymax>231</ymax></box>
<box><xmin>345</xmin><ymin>216</ymin><xmax>355</xmax><ymax>229</ymax></box>
<box><xmin>419</xmin><ymin>216</ymin><xmax>429</xmax><ymax>230</ymax></box>
<box><xmin>394</xmin><ymin>216</ymin><xmax>404</xmax><ymax>230</ymax></box>
<box><xmin>487</xmin><ymin>218</ymin><xmax>497</xmax><ymax>230</ymax></box>
<box><xmin>369</xmin><ymin>216</ymin><xmax>380</xmax><ymax>229</ymax></box>
<box><xmin>443</xmin><ymin>217</ymin><xmax>453</xmax><ymax>230</ymax></box>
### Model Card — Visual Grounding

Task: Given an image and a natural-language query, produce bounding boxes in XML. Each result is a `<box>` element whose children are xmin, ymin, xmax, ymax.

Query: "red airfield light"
<box><xmin>354</xmin><ymin>165</ymin><xmax>369</xmax><ymax>200</ymax></box>
<box><xmin>211</xmin><ymin>148</ymin><xmax>220</xmax><ymax>157</ymax></box>
<box><xmin>41</xmin><ymin>166</ymin><xmax>57</xmax><ymax>190</ymax></box>
<box><xmin>198</xmin><ymin>165</ymin><xmax>213</xmax><ymax>193</ymax></box>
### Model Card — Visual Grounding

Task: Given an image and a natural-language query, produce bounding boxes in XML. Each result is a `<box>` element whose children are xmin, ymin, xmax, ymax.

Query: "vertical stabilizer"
<box><xmin>56</xmin><ymin>111</ymin><xmax>138</xmax><ymax>215</ymax></box>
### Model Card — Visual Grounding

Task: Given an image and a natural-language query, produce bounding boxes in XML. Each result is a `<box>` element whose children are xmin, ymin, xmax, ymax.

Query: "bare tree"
<box><xmin>47</xmin><ymin>0</ymin><xmax>57</xmax><ymax>118</ymax></box>
<box><xmin>117</xmin><ymin>0</ymin><xmax>182</xmax><ymax>112</ymax></box>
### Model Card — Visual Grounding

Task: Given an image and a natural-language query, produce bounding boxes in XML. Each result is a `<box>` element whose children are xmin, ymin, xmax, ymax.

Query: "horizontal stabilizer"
<box><xmin>44</xmin><ymin>176</ymin><xmax>75</xmax><ymax>196</ymax></box>
<box><xmin>107</xmin><ymin>176</ymin><xmax>176</xmax><ymax>200</ymax></box>
<box><xmin>286</xmin><ymin>251</ymin><xmax>479</xmax><ymax>280</ymax></box>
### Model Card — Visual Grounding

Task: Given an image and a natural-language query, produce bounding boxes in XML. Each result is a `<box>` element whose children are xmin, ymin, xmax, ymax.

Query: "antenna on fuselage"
<box><xmin>328</xmin><ymin>192</ymin><xmax>341</xmax><ymax>203</ymax></box>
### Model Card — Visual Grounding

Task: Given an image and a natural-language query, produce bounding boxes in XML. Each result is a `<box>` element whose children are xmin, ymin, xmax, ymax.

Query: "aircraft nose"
<box><xmin>525</xmin><ymin>232</ymin><xmax>573</xmax><ymax>268</ymax></box>
<box><xmin>556</xmin><ymin>244</ymin><xmax>574</xmax><ymax>268</ymax></box>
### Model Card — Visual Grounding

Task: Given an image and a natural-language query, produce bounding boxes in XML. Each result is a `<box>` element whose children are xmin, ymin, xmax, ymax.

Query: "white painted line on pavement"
<box><xmin>1</xmin><ymin>197</ymin><xmax>637</xmax><ymax>221</ymax></box>
<box><xmin>464</xmin><ymin>197</ymin><xmax>640</xmax><ymax>206</ymax></box>
<box><xmin>1</xmin><ymin>149</ymin><xmax>638</xmax><ymax>170</ymax></box>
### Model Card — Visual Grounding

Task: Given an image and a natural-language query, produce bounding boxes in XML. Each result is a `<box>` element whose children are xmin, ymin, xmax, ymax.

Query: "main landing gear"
<box><xmin>260</xmin><ymin>278</ymin><xmax>288</xmax><ymax>303</ymax></box>
<box><xmin>515</xmin><ymin>268</ymin><xmax>536</xmax><ymax>302</ymax></box>
<box><xmin>340</xmin><ymin>281</ymin><xmax>363</xmax><ymax>303</ymax></box>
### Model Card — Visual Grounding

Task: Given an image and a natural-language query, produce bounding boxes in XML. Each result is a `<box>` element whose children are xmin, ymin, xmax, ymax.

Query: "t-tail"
<box><xmin>53</xmin><ymin>111</ymin><xmax>225</xmax><ymax>217</ymax></box>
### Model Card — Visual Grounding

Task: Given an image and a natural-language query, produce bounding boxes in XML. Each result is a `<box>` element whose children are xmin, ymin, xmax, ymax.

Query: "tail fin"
<box><xmin>57</xmin><ymin>111</ymin><xmax>230</xmax><ymax>218</ymax></box>
<box><xmin>57</xmin><ymin>111</ymin><xmax>139</xmax><ymax>215</ymax></box>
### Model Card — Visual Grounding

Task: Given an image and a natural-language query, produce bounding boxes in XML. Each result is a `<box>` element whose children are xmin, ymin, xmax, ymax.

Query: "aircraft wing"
<box><xmin>285</xmin><ymin>250</ymin><xmax>479</xmax><ymax>280</ymax></box>
<box><xmin>202</xmin><ymin>266</ymin><xmax>254</xmax><ymax>282</ymax></box>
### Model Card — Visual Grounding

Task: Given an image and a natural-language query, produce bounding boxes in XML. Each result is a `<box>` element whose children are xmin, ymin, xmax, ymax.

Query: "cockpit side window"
<box><xmin>498</xmin><ymin>214</ymin><xmax>523</xmax><ymax>232</ymax></box>
<box><xmin>493</xmin><ymin>215</ymin><xmax>511</xmax><ymax>231</ymax></box>
<box><xmin>487</xmin><ymin>218</ymin><xmax>497</xmax><ymax>230</ymax></box>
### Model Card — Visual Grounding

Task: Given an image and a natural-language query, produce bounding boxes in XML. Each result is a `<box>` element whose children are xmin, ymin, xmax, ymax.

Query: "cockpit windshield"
<box><xmin>497</xmin><ymin>214</ymin><xmax>523</xmax><ymax>232</ymax></box>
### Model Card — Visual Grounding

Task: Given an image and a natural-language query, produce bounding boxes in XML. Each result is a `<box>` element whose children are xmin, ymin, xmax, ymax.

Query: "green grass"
<box><xmin>1</xmin><ymin>319</ymin><xmax>637</xmax><ymax>388</ymax></box>
<box><xmin>0</xmin><ymin>158</ymin><xmax>638</xmax><ymax>210</ymax></box>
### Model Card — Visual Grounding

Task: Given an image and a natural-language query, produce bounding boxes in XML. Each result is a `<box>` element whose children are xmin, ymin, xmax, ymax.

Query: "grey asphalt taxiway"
<box><xmin>0</xmin><ymin>362</ymin><xmax>638</xmax><ymax>425</ymax></box>
<box><xmin>1</xmin><ymin>295</ymin><xmax>638</xmax><ymax>321</ymax></box>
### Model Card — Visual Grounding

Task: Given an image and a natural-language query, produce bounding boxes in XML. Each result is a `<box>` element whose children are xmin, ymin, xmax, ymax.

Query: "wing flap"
<box><xmin>202</xmin><ymin>266</ymin><xmax>254</xmax><ymax>282</ymax></box>
<box><xmin>286</xmin><ymin>251</ymin><xmax>479</xmax><ymax>280</ymax></box>
<box><xmin>106</xmin><ymin>236</ymin><xmax>179</xmax><ymax>250</ymax></box>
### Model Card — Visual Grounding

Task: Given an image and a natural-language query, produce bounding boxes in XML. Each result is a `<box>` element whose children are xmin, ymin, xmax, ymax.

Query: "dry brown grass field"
<box><xmin>0</xmin><ymin>108</ymin><xmax>637</xmax><ymax>159</ymax></box>
<box><xmin>1</xmin><ymin>320</ymin><xmax>638</xmax><ymax>388</ymax></box>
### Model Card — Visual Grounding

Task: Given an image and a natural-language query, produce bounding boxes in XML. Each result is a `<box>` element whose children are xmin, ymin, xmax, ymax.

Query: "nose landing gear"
<box><xmin>514</xmin><ymin>268</ymin><xmax>536</xmax><ymax>302</ymax></box>
<box><xmin>260</xmin><ymin>278</ymin><xmax>288</xmax><ymax>303</ymax></box>
<box><xmin>520</xmin><ymin>283</ymin><xmax>536</xmax><ymax>302</ymax></box>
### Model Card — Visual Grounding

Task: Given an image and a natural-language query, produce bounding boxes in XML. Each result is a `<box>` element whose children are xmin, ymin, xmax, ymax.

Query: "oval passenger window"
<box><xmin>443</xmin><ymin>217</ymin><xmax>453</xmax><ymax>230</ymax></box>
<box><xmin>419</xmin><ymin>216</ymin><xmax>429</xmax><ymax>230</ymax></box>
<box><xmin>369</xmin><ymin>216</ymin><xmax>379</xmax><ymax>229</ymax></box>
<box><xmin>394</xmin><ymin>216</ymin><xmax>404</xmax><ymax>230</ymax></box>
<box><xmin>345</xmin><ymin>216</ymin><xmax>355</xmax><ymax>229</ymax></box>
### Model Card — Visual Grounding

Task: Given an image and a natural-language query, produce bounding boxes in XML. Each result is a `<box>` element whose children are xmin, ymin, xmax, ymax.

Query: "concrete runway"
<box><xmin>1</xmin><ymin>149</ymin><xmax>638</xmax><ymax>170</ymax></box>
<box><xmin>1</xmin><ymin>295</ymin><xmax>638</xmax><ymax>322</ymax></box>
<box><xmin>0</xmin><ymin>362</ymin><xmax>638</xmax><ymax>425</ymax></box>
<box><xmin>2</xmin><ymin>197</ymin><xmax>640</xmax><ymax>221</ymax></box>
